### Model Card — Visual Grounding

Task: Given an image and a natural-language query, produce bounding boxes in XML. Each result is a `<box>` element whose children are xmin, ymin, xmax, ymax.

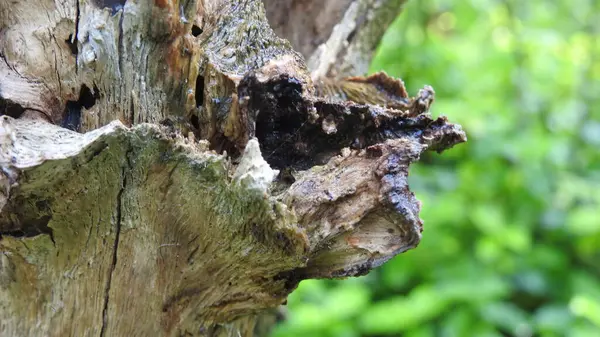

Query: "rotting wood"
<box><xmin>0</xmin><ymin>0</ymin><xmax>466</xmax><ymax>336</ymax></box>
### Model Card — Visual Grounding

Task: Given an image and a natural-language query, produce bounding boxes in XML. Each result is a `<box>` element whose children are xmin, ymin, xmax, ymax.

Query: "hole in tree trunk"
<box><xmin>92</xmin><ymin>0</ymin><xmax>126</xmax><ymax>13</ymax></box>
<box><xmin>0</xmin><ymin>97</ymin><xmax>26</xmax><ymax>118</ymax></box>
<box><xmin>190</xmin><ymin>115</ymin><xmax>200</xmax><ymax>130</ymax></box>
<box><xmin>189</xmin><ymin>74</ymin><xmax>204</xmax><ymax>143</ymax></box>
<box><xmin>0</xmin><ymin>216</ymin><xmax>53</xmax><ymax>241</ymax></box>
<box><xmin>195</xmin><ymin>75</ymin><xmax>204</xmax><ymax>107</ymax></box>
<box><xmin>62</xmin><ymin>84</ymin><xmax>100</xmax><ymax>131</ymax></box>
<box><xmin>0</xmin><ymin>198</ymin><xmax>54</xmax><ymax>244</ymax></box>
<box><xmin>191</xmin><ymin>25</ymin><xmax>203</xmax><ymax>37</ymax></box>
<box><xmin>346</xmin><ymin>29</ymin><xmax>357</xmax><ymax>43</ymax></box>
<box><xmin>65</xmin><ymin>34</ymin><xmax>78</xmax><ymax>56</ymax></box>
<box><xmin>247</xmin><ymin>74</ymin><xmax>314</xmax><ymax>170</ymax></box>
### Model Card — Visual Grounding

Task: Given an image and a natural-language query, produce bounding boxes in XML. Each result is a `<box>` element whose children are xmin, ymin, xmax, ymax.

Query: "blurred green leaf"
<box><xmin>534</xmin><ymin>304</ymin><xmax>574</xmax><ymax>334</ymax></box>
<box><xmin>437</xmin><ymin>274</ymin><xmax>510</xmax><ymax>304</ymax></box>
<box><xmin>439</xmin><ymin>307</ymin><xmax>474</xmax><ymax>337</ymax></box>
<box><xmin>479</xmin><ymin>302</ymin><xmax>531</xmax><ymax>335</ymax></box>
<box><xmin>321</xmin><ymin>283</ymin><xmax>371</xmax><ymax>320</ymax></box>
<box><xmin>570</xmin><ymin>296</ymin><xmax>600</xmax><ymax>328</ymax></box>
<box><xmin>358</xmin><ymin>285</ymin><xmax>449</xmax><ymax>334</ymax></box>
<box><xmin>566</xmin><ymin>206</ymin><xmax>600</xmax><ymax>235</ymax></box>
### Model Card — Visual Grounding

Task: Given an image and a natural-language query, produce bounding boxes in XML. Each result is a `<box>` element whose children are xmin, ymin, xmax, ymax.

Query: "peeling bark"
<box><xmin>0</xmin><ymin>0</ymin><xmax>465</xmax><ymax>336</ymax></box>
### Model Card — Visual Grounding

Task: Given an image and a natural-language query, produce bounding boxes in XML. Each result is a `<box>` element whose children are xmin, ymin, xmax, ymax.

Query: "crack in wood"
<box><xmin>117</xmin><ymin>11</ymin><xmax>124</xmax><ymax>78</ymax></box>
<box><xmin>99</xmin><ymin>154</ymin><xmax>128</xmax><ymax>337</ymax></box>
<box><xmin>74</xmin><ymin>0</ymin><xmax>80</xmax><ymax>72</ymax></box>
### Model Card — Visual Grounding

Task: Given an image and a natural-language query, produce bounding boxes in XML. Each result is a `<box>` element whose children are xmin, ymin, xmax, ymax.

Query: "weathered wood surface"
<box><xmin>0</xmin><ymin>0</ymin><xmax>466</xmax><ymax>336</ymax></box>
<box><xmin>264</xmin><ymin>0</ymin><xmax>408</xmax><ymax>79</ymax></box>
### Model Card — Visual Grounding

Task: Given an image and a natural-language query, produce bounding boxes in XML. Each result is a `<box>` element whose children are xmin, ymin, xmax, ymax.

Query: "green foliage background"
<box><xmin>271</xmin><ymin>0</ymin><xmax>600</xmax><ymax>336</ymax></box>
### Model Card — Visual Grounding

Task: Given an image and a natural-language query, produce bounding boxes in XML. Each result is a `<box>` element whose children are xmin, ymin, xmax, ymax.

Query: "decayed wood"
<box><xmin>0</xmin><ymin>115</ymin><xmax>309</xmax><ymax>335</ymax></box>
<box><xmin>0</xmin><ymin>0</ymin><xmax>466</xmax><ymax>336</ymax></box>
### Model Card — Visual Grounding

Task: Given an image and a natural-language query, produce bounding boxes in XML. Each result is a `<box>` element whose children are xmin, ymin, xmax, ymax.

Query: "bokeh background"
<box><xmin>271</xmin><ymin>0</ymin><xmax>600</xmax><ymax>336</ymax></box>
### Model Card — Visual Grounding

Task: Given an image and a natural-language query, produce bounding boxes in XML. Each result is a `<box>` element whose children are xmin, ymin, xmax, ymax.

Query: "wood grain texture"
<box><xmin>264</xmin><ymin>0</ymin><xmax>408</xmax><ymax>79</ymax></box>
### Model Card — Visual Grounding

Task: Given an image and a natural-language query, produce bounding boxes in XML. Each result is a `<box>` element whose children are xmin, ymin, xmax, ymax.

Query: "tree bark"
<box><xmin>264</xmin><ymin>0</ymin><xmax>408</xmax><ymax>79</ymax></box>
<box><xmin>0</xmin><ymin>0</ymin><xmax>465</xmax><ymax>336</ymax></box>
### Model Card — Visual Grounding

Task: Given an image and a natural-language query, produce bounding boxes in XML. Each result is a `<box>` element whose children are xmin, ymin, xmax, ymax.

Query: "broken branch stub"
<box><xmin>0</xmin><ymin>0</ymin><xmax>466</xmax><ymax>335</ymax></box>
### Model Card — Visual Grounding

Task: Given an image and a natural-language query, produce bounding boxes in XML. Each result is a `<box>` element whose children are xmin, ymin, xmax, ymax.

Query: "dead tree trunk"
<box><xmin>0</xmin><ymin>0</ymin><xmax>465</xmax><ymax>336</ymax></box>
